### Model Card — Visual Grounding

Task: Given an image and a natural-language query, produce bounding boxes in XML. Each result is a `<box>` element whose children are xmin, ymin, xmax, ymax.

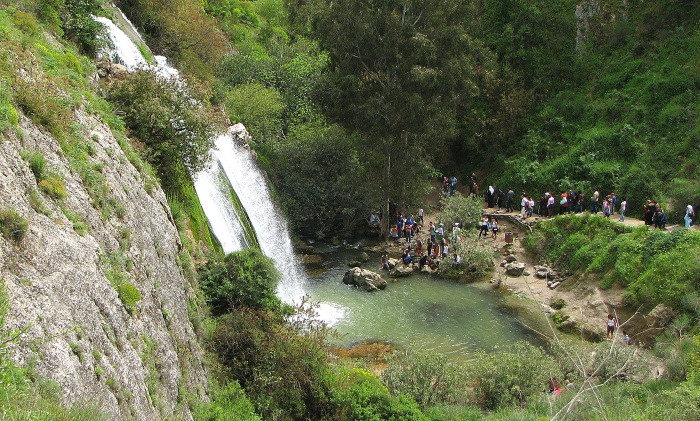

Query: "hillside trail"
<box><xmin>421</xmin><ymin>182</ymin><xmax>689</xmax><ymax>340</ymax></box>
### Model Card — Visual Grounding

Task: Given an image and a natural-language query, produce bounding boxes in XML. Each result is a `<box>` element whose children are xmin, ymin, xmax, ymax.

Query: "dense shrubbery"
<box><xmin>199</xmin><ymin>249</ymin><xmax>282</xmax><ymax>315</ymax></box>
<box><xmin>526</xmin><ymin>215</ymin><xmax>700</xmax><ymax>312</ymax></box>
<box><xmin>116</xmin><ymin>283</ymin><xmax>141</xmax><ymax>315</ymax></box>
<box><xmin>106</xmin><ymin>70</ymin><xmax>221</xmax><ymax>186</ymax></box>
<box><xmin>383</xmin><ymin>351</ymin><xmax>468</xmax><ymax>408</ymax></box>
<box><xmin>437</xmin><ymin>194</ymin><xmax>495</xmax><ymax>280</ymax></box>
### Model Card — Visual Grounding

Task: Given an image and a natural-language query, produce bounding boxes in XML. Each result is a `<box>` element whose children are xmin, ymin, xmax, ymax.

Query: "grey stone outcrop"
<box><xmin>0</xmin><ymin>112</ymin><xmax>207</xmax><ymax>420</ymax></box>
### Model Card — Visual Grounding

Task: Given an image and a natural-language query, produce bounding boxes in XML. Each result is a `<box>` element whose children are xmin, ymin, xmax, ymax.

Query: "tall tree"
<box><xmin>291</xmin><ymin>0</ymin><xmax>497</xmax><ymax>233</ymax></box>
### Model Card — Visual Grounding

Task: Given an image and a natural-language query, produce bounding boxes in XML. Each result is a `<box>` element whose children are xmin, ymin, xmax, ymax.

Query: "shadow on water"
<box><xmin>302</xmin><ymin>242</ymin><xmax>546</xmax><ymax>362</ymax></box>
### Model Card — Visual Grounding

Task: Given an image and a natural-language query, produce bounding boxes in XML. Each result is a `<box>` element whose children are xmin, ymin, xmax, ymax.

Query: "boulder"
<box><xmin>504</xmin><ymin>254</ymin><xmax>518</xmax><ymax>263</ymax></box>
<box><xmin>621</xmin><ymin>304</ymin><xmax>676</xmax><ymax>345</ymax></box>
<box><xmin>534</xmin><ymin>265</ymin><xmax>552</xmax><ymax>279</ymax></box>
<box><xmin>358</xmin><ymin>251</ymin><xmax>370</xmax><ymax>263</ymax></box>
<box><xmin>504</xmin><ymin>262</ymin><xmax>526</xmax><ymax>277</ymax></box>
<box><xmin>343</xmin><ymin>267</ymin><xmax>387</xmax><ymax>292</ymax></box>
<box><xmin>387</xmin><ymin>258</ymin><xmax>400</xmax><ymax>269</ymax></box>
<box><xmin>390</xmin><ymin>265</ymin><xmax>413</xmax><ymax>278</ymax></box>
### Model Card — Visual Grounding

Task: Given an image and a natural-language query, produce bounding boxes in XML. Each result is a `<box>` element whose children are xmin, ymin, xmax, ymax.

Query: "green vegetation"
<box><xmin>61</xmin><ymin>207</ymin><xmax>88</xmax><ymax>235</ymax></box>
<box><xmin>3</xmin><ymin>1</ymin><xmax>700</xmax><ymax>420</ymax></box>
<box><xmin>199</xmin><ymin>249</ymin><xmax>282</xmax><ymax>316</ymax></box>
<box><xmin>436</xmin><ymin>194</ymin><xmax>495</xmax><ymax>280</ymax></box>
<box><xmin>525</xmin><ymin>215</ymin><xmax>700</xmax><ymax>313</ymax></box>
<box><xmin>116</xmin><ymin>283</ymin><xmax>141</xmax><ymax>315</ymax></box>
<box><xmin>0</xmin><ymin>209</ymin><xmax>28</xmax><ymax>242</ymax></box>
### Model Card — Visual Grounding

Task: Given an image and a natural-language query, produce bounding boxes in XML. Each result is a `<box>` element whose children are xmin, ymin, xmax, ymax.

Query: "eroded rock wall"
<box><xmin>0</xmin><ymin>111</ymin><xmax>207</xmax><ymax>419</ymax></box>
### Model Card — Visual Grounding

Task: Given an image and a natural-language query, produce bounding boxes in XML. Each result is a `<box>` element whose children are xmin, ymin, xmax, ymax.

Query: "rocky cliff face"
<box><xmin>0</xmin><ymin>110</ymin><xmax>207</xmax><ymax>419</ymax></box>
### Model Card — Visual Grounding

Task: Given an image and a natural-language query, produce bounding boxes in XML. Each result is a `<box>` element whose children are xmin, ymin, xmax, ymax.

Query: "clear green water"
<box><xmin>304</xmin><ymin>245</ymin><xmax>541</xmax><ymax>359</ymax></box>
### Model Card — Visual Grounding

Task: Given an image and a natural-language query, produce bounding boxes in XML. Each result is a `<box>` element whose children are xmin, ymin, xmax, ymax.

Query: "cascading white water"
<box><xmin>209</xmin><ymin>126</ymin><xmax>306</xmax><ymax>304</ymax></box>
<box><xmin>193</xmin><ymin>158</ymin><xmax>252</xmax><ymax>252</ymax></box>
<box><xmin>95</xmin><ymin>13</ymin><xmax>308</xmax><ymax>305</ymax></box>
<box><xmin>94</xmin><ymin>15</ymin><xmax>147</xmax><ymax>69</ymax></box>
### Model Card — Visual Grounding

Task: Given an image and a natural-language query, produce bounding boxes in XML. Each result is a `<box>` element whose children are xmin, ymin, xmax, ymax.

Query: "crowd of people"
<box><xmin>484</xmin><ymin>188</ymin><xmax>628</xmax><ymax>221</ymax></box>
<box><xmin>485</xmin><ymin>185</ymin><xmax>696</xmax><ymax>230</ymax></box>
<box><xmin>381</xmin><ymin>177</ymin><xmax>697</xmax><ymax>274</ymax></box>
<box><xmin>386</xmin><ymin>212</ymin><xmax>470</xmax><ymax>272</ymax></box>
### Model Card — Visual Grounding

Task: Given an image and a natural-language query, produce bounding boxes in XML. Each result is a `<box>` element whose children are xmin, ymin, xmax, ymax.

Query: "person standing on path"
<box><xmin>591</xmin><ymin>190</ymin><xmax>600</xmax><ymax>213</ymax></box>
<box><xmin>619</xmin><ymin>199</ymin><xmax>627</xmax><ymax>222</ymax></box>
<box><xmin>606</xmin><ymin>314</ymin><xmax>618</xmax><ymax>339</ymax></box>
<box><xmin>685</xmin><ymin>203</ymin><xmax>694</xmax><ymax>228</ymax></box>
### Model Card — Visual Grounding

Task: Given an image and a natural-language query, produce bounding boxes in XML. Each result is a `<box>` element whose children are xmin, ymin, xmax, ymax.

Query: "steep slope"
<box><xmin>0</xmin><ymin>76</ymin><xmax>207</xmax><ymax>420</ymax></box>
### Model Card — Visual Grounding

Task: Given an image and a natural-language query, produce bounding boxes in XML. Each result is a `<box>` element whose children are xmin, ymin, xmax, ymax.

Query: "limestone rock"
<box><xmin>343</xmin><ymin>267</ymin><xmax>387</xmax><ymax>292</ymax></box>
<box><xmin>504</xmin><ymin>262</ymin><xmax>526</xmax><ymax>277</ymax></box>
<box><xmin>1</xmin><ymin>113</ymin><xmax>207</xmax><ymax>420</ymax></box>
<box><xmin>390</xmin><ymin>265</ymin><xmax>413</xmax><ymax>278</ymax></box>
<box><xmin>387</xmin><ymin>258</ymin><xmax>399</xmax><ymax>269</ymax></box>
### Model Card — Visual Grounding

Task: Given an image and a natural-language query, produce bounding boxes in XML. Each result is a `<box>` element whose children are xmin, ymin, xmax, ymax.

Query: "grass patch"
<box><xmin>61</xmin><ymin>207</ymin><xmax>88</xmax><ymax>235</ymax></box>
<box><xmin>0</xmin><ymin>209</ymin><xmax>28</xmax><ymax>242</ymax></box>
<box><xmin>116</xmin><ymin>283</ymin><xmax>141</xmax><ymax>315</ymax></box>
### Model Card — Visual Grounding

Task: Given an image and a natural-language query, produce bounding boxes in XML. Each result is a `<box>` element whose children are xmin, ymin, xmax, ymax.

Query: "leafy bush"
<box><xmin>116</xmin><ymin>283</ymin><xmax>141</xmax><ymax>315</ymax></box>
<box><xmin>21</xmin><ymin>150</ymin><xmax>47</xmax><ymax>181</ymax></box>
<box><xmin>382</xmin><ymin>351</ymin><xmax>468</xmax><ymax>408</ymax></box>
<box><xmin>438</xmin><ymin>193</ymin><xmax>483</xmax><ymax>230</ymax></box>
<box><xmin>224</xmin><ymin>82</ymin><xmax>284</xmax><ymax>143</ymax></box>
<box><xmin>209</xmin><ymin>307</ymin><xmax>332</xmax><ymax>420</ymax></box>
<box><xmin>199</xmin><ymin>249</ymin><xmax>281</xmax><ymax>315</ymax></box>
<box><xmin>0</xmin><ymin>79</ymin><xmax>18</xmax><ymax>132</ymax></box>
<box><xmin>329</xmin><ymin>367</ymin><xmax>428</xmax><ymax>421</ymax></box>
<box><xmin>194</xmin><ymin>381</ymin><xmax>262</xmax><ymax>421</ymax></box>
<box><xmin>273</xmin><ymin>122</ymin><xmax>370</xmax><ymax>238</ymax></box>
<box><xmin>439</xmin><ymin>234</ymin><xmax>495</xmax><ymax>281</ymax></box>
<box><xmin>469</xmin><ymin>342</ymin><xmax>560</xmax><ymax>410</ymax></box>
<box><xmin>106</xmin><ymin>69</ymin><xmax>221</xmax><ymax>189</ymax></box>
<box><xmin>38</xmin><ymin>175</ymin><xmax>68</xmax><ymax>200</ymax></box>
<box><xmin>0</xmin><ymin>209</ymin><xmax>28</xmax><ymax>242</ymax></box>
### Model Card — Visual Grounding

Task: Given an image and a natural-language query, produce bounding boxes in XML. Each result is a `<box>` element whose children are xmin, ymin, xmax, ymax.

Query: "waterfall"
<box><xmin>205</xmin><ymin>126</ymin><xmax>306</xmax><ymax>304</ymax></box>
<box><xmin>95</xmin><ymin>13</ymin><xmax>307</xmax><ymax>304</ymax></box>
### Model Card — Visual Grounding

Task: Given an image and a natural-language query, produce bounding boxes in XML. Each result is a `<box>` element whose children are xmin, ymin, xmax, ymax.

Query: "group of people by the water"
<box><xmin>385</xmin><ymin>211</ymin><xmax>468</xmax><ymax>271</ymax></box>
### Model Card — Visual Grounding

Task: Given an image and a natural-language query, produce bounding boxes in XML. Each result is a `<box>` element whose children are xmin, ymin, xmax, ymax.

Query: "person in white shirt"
<box><xmin>685</xmin><ymin>203</ymin><xmax>694</xmax><ymax>228</ymax></box>
<box><xmin>619</xmin><ymin>199</ymin><xmax>627</xmax><ymax>222</ymax></box>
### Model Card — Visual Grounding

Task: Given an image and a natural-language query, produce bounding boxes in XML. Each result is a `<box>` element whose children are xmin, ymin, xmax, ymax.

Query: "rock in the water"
<box><xmin>504</xmin><ymin>262</ymin><xmax>526</xmax><ymax>277</ymax></box>
<box><xmin>348</xmin><ymin>261</ymin><xmax>363</xmax><ymax>268</ymax></box>
<box><xmin>343</xmin><ymin>267</ymin><xmax>387</xmax><ymax>292</ymax></box>
<box><xmin>390</xmin><ymin>265</ymin><xmax>413</xmax><ymax>278</ymax></box>
<box><xmin>358</xmin><ymin>251</ymin><xmax>370</xmax><ymax>263</ymax></box>
<box><xmin>301</xmin><ymin>254</ymin><xmax>323</xmax><ymax>265</ymax></box>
